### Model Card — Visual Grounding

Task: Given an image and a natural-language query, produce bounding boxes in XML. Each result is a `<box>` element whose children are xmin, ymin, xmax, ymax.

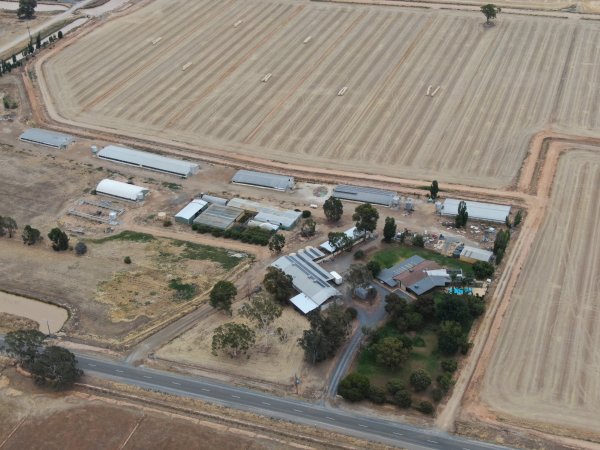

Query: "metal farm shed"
<box><xmin>332</xmin><ymin>185</ymin><xmax>399</xmax><ymax>207</ymax></box>
<box><xmin>460</xmin><ymin>246</ymin><xmax>494</xmax><ymax>263</ymax></box>
<box><xmin>96</xmin><ymin>179</ymin><xmax>149</xmax><ymax>202</ymax></box>
<box><xmin>227</xmin><ymin>198</ymin><xmax>301</xmax><ymax>230</ymax></box>
<box><xmin>20</xmin><ymin>128</ymin><xmax>74</xmax><ymax>149</ymax></box>
<box><xmin>193</xmin><ymin>204</ymin><xmax>243</xmax><ymax>230</ymax></box>
<box><xmin>97</xmin><ymin>145</ymin><xmax>199</xmax><ymax>178</ymax></box>
<box><xmin>175</xmin><ymin>199</ymin><xmax>208</xmax><ymax>225</ymax></box>
<box><xmin>231</xmin><ymin>170</ymin><xmax>294</xmax><ymax>191</ymax></box>
<box><xmin>440</xmin><ymin>199</ymin><xmax>511</xmax><ymax>223</ymax></box>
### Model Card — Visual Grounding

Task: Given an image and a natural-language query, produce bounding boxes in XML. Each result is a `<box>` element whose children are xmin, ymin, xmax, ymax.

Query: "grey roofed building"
<box><xmin>193</xmin><ymin>204</ymin><xmax>243</xmax><ymax>230</ymax></box>
<box><xmin>440</xmin><ymin>199</ymin><xmax>511</xmax><ymax>223</ymax></box>
<box><xmin>408</xmin><ymin>275</ymin><xmax>451</xmax><ymax>296</ymax></box>
<box><xmin>175</xmin><ymin>199</ymin><xmax>208</xmax><ymax>225</ymax></box>
<box><xmin>271</xmin><ymin>252</ymin><xmax>341</xmax><ymax>314</ymax></box>
<box><xmin>460</xmin><ymin>245</ymin><xmax>494</xmax><ymax>263</ymax></box>
<box><xmin>232</xmin><ymin>170</ymin><xmax>294</xmax><ymax>191</ymax></box>
<box><xmin>97</xmin><ymin>145</ymin><xmax>199</xmax><ymax>178</ymax></box>
<box><xmin>20</xmin><ymin>128</ymin><xmax>74</xmax><ymax>149</ymax></box>
<box><xmin>332</xmin><ymin>184</ymin><xmax>399</xmax><ymax>207</ymax></box>
<box><xmin>377</xmin><ymin>255</ymin><xmax>426</xmax><ymax>287</ymax></box>
<box><xmin>227</xmin><ymin>198</ymin><xmax>301</xmax><ymax>230</ymax></box>
<box><xmin>201</xmin><ymin>194</ymin><xmax>228</xmax><ymax>206</ymax></box>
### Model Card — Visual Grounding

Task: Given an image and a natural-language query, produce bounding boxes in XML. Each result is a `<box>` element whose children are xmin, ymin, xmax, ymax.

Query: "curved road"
<box><xmin>75</xmin><ymin>353</ymin><xmax>510</xmax><ymax>450</ymax></box>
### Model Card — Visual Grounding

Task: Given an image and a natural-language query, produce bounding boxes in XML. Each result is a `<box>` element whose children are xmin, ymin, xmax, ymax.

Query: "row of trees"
<box><xmin>2</xmin><ymin>329</ymin><xmax>82</xmax><ymax>389</ymax></box>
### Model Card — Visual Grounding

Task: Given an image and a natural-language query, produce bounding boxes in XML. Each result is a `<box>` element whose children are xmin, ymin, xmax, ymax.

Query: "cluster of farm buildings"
<box><xmin>21</xmin><ymin>128</ymin><xmax>507</xmax><ymax>315</ymax></box>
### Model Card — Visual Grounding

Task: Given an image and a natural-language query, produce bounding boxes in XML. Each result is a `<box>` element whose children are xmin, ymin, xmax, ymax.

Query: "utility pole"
<box><xmin>27</xmin><ymin>25</ymin><xmax>32</xmax><ymax>43</ymax></box>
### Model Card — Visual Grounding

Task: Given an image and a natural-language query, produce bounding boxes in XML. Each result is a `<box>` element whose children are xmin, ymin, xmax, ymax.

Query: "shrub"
<box><xmin>345</xmin><ymin>307</ymin><xmax>358</xmax><ymax>321</ymax></box>
<box><xmin>163</xmin><ymin>219</ymin><xmax>172</xmax><ymax>227</ymax></box>
<box><xmin>338</xmin><ymin>373</ymin><xmax>370</xmax><ymax>402</ymax></box>
<box><xmin>354</xmin><ymin>249</ymin><xmax>365</xmax><ymax>260</ymax></box>
<box><xmin>386</xmin><ymin>379</ymin><xmax>405</xmax><ymax>396</ymax></box>
<box><xmin>394</xmin><ymin>389</ymin><xmax>412</xmax><ymax>408</ymax></box>
<box><xmin>432</xmin><ymin>388</ymin><xmax>443</xmax><ymax>402</ymax></box>
<box><xmin>301</xmin><ymin>210</ymin><xmax>311</xmax><ymax>218</ymax></box>
<box><xmin>367</xmin><ymin>386</ymin><xmax>386</xmax><ymax>404</ymax></box>
<box><xmin>58</xmin><ymin>31</ymin><xmax>63</xmax><ymax>39</ymax></box>
<box><xmin>416</xmin><ymin>400</ymin><xmax>434</xmax><ymax>415</ymax></box>
<box><xmin>366</xmin><ymin>260</ymin><xmax>381</xmax><ymax>277</ymax></box>
<box><xmin>437</xmin><ymin>373</ymin><xmax>454</xmax><ymax>393</ymax></box>
<box><xmin>472</xmin><ymin>261</ymin><xmax>494</xmax><ymax>279</ymax></box>
<box><xmin>412</xmin><ymin>234</ymin><xmax>425</xmax><ymax>248</ymax></box>
<box><xmin>410</xmin><ymin>369</ymin><xmax>432</xmax><ymax>392</ymax></box>
<box><xmin>441</xmin><ymin>359</ymin><xmax>458</xmax><ymax>373</ymax></box>
<box><xmin>124</xmin><ymin>256</ymin><xmax>132</xmax><ymax>264</ymax></box>
<box><xmin>74</xmin><ymin>241</ymin><xmax>87</xmax><ymax>255</ymax></box>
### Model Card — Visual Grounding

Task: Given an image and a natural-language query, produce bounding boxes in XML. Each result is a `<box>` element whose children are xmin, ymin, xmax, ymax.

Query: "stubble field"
<box><xmin>482</xmin><ymin>149</ymin><xmax>600</xmax><ymax>436</ymax></box>
<box><xmin>40</xmin><ymin>0</ymin><xmax>600</xmax><ymax>188</ymax></box>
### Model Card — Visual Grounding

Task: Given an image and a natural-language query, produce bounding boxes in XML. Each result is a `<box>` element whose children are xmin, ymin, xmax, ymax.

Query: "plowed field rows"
<box><xmin>42</xmin><ymin>0</ymin><xmax>600</xmax><ymax>187</ymax></box>
<box><xmin>482</xmin><ymin>149</ymin><xmax>600</xmax><ymax>433</ymax></box>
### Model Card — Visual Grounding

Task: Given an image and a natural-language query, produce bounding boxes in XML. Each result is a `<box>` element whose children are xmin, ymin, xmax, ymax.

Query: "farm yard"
<box><xmin>481</xmin><ymin>149</ymin><xmax>600</xmax><ymax>438</ymax></box>
<box><xmin>39</xmin><ymin>0</ymin><xmax>600</xmax><ymax>189</ymax></box>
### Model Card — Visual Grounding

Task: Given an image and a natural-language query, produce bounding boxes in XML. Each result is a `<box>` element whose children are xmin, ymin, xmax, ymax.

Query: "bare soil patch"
<box><xmin>0</xmin><ymin>12</ymin><xmax>57</xmax><ymax>52</ymax></box>
<box><xmin>155</xmin><ymin>303</ymin><xmax>330</xmax><ymax>396</ymax></box>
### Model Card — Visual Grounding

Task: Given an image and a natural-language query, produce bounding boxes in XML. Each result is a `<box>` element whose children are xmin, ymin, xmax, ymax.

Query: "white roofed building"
<box><xmin>96</xmin><ymin>179</ymin><xmax>149</xmax><ymax>202</ymax></box>
<box><xmin>440</xmin><ymin>199</ymin><xmax>511</xmax><ymax>223</ymax></box>
<box><xmin>175</xmin><ymin>199</ymin><xmax>208</xmax><ymax>224</ymax></box>
<box><xmin>98</xmin><ymin>145</ymin><xmax>199</xmax><ymax>178</ymax></box>
<box><xmin>460</xmin><ymin>246</ymin><xmax>494</xmax><ymax>263</ymax></box>
<box><xmin>271</xmin><ymin>249</ymin><xmax>340</xmax><ymax>314</ymax></box>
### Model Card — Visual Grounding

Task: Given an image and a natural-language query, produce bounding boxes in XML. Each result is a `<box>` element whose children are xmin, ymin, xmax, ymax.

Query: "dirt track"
<box><xmin>37</xmin><ymin>0</ymin><xmax>600</xmax><ymax>189</ymax></box>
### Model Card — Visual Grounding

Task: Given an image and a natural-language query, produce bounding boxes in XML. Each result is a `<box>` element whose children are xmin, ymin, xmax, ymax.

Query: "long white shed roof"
<box><xmin>460</xmin><ymin>245</ymin><xmax>493</xmax><ymax>262</ymax></box>
<box><xmin>98</xmin><ymin>145</ymin><xmax>199</xmax><ymax>177</ymax></box>
<box><xmin>232</xmin><ymin>170</ymin><xmax>294</xmax><ymax>191</ymax></box>
<box><xmin>440</xmin><ymin>199</ymin><xmax>511</xmax><ymax>223</ymax></box>
<box><xmin>20</xmin><ymin>128</ymin><xmax>74</xmax><ymax>148</ymax></box>
<box><xmin>96</xmin><ymin>179</ymin><xmax>149</xmax><ymax>202</ymax></box>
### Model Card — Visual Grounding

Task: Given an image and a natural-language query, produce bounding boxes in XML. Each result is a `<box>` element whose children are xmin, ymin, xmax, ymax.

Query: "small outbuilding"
<box><xmin>227</xmin><ymin>198</ymin><xmax>301</xmax><ymax>230</ymax></box>
<box><xmin>20</xmin><ymin>128</ymin><xmax>74</xmax><ymax>149</ymax></box>
<box><xmin>175</xmin><ymin>199</ymin><xmax>208</xmax><ymax>225</ymax></box>
<box><xmin>96</xmin><ymin>179</ymin><xmax>149</xmax><ymax>202</ymax></box>
<box><xmin>232</xmin><ymin>170</ymin><xmax>294</xmax><ymax>191</ymax></box>
<box><xmin>460</xmin><ymin>245</ymin><xmax>493</xmax><ymax>263</ymax></box>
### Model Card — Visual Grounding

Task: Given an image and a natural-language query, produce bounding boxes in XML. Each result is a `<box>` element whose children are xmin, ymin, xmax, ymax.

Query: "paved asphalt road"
<box><xmin>75</xmin><ymin>353</ymin><xmax>510</xmax><ymax>450</ymax></box>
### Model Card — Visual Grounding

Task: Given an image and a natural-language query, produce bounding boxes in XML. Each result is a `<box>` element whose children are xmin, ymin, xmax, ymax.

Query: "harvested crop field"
<box><xmin>482</xmin><ymin>149</ymin><xmax>600</xmax><ymax>436</ymax></box>
<box><xmin>40</xmin><ymin>0</ymin><xmax>600</xmax><ymax>188</ymax></box>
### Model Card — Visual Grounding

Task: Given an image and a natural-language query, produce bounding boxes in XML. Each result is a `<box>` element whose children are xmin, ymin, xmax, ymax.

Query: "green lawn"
<box><xmin>89</xmin><ymin>230</ymin><xmax>156</xmax><ymax>244</ymax></box>
<box><xmin>373</xmin><ymin>244</ymin><xmax>474</xmax><ymax>277</ymax></box>
<box><xmin>356</xmin><ymin>324</ymin><xmax>444</xmax><ymax>391</ymax></box>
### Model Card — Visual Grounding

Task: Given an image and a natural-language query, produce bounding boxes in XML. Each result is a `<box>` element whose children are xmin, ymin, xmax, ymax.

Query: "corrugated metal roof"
<box><xmin>319</xmin><ymin>227</ymin><xmax>365</xmax><ymax>253</ymax></box>
<box><xmin>201</xmin><ymin>194</ymin><xmax>228</xmax><ymax>206</ymax></box>
<box><xmin>332</xmin><ymin>185</ymin><xmax>398</xmax><ymax>207</ymax></box>
<box><xmin>377</xmin><ymin>255</ymin><xmax>426</xmax><ymax>287</ymax></box>
<box><xmin>441</xmin><ymin>199</ymin><xmax>511</xmax><ymax>223</ymax></box>
<box><xmin>193</xmin><ymin>204</ymin><xmax>243</xmax><ymax>230</ymax></box>
<box><xmin>232</xmin><ymin>170</ymin><xmax>294</xmax><ymax>191</ymax></box>
<box><xmin>271</xmin><ymin>254</ymin><xmax>340</xmax><ymax>314</ymax></box>
<box><xmin>96</xmin><ymin>179</ymin><xmax>149</xmax><ymax>201</ymax></box>
<box><xmin>460</xmin><ymin>245</ymin><xmax>493</xmax><ymax>262</ymax></box>
<box><xmin>98</xmin><ymin>145</ymin><xmax>199</xmax><ymax>177</ymax></box>
<box><xmin>20</xmin><ymin>128</ymin><xmax>74</xmax><ymax>148</ymax></box>
<box><xmin>290</xmin><ymin>293</ymin><xmax>320</xmax><ymax>314</ymax></box>
<box><xmin>175</xmin><ymin>199</ymin><xmax>207</xmax><ymax>221</ymax></box>
<box><xmin>408</xmin><ymin>276</ymin><xmax>449</xmax><ymax>296</ymax></box>
<box><xmin>227</xmin><ymin>198</ymin><xmax>301</xmax><ymax>229</ymax></box>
